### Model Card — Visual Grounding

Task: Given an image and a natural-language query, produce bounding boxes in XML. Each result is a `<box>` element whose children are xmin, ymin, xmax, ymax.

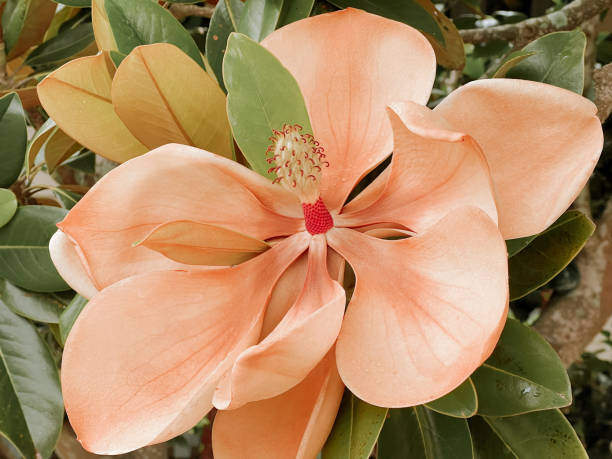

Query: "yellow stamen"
<box><xmin>267</xmin><ymin>124</ymin><xmax>329</xmax><ymax>204</ymax></box>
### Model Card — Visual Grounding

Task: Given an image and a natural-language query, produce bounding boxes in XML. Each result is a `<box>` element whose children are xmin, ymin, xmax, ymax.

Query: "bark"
<box><xmin>460</xmin><ymin>0</ymin><xmax>612</xmax><ymax>47</ymax></box>
<box><xmin>534</xmin><ymin>203</ymin><xmax>612</xmax><ymax>367</ymax></box>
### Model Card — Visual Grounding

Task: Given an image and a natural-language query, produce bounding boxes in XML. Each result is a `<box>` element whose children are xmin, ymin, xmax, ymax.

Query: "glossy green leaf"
<box><xmin>54</xmin><ymin>188</ymin><xmax>81</xmax><ymax>210</ymax></box>
<box><xmin>26</xmin><ymin>22</ymin><xmax>95</xmax><ymax>68</ymax></box>
<box><xmin>505</xmin><ymin>235</ymin><xmax>537</xmax><ymax>257</ymax></box>
<box><xmin>63</xmin><ymin>150</ymin><xmax>96</xmax><ymax>174</ymax></box>
<box><xmin>0</xmin><ymin>206</ymin><xmax>70</xmax><ymax>292</ymax></box>
<box><xmin>1</xmin><ymin>0</ymin><xmax>30</xmax><ymax>52</ymax></box>
<box><xmin>327</xmin><ymin>0</ymin><xmax>465</xmax><ymax>69</ymax></box>
<box><xmin>0</xmin><ymin>189</ymin><xmax>17</xmax><ymax>228</ymax></box>
<box><xmin>378</xmin><ymin>406</ymin><xmax>474</xmax><ymax>458</ymax></box>
<box><xmin>483</xmin><ymin>410</ymin><xmax>587</xmax><ymax>458</ymax></box>
<box><xmin>493</xmin><ymin>50</ymin><xmax>536</xmax><ymax>78</ymax></box>
<box><xmin>0</xmin><ymin>93</ymin><xmax>27</xmax><ymax>187</ymax></box>
<box><xmin>322</xmin><ymin>391</ymin><xmax>387</xmax><ymax>459</ymax></box>
<box><xmin>224</xmin><ymin>33</ymin><xmax>312</xmax><ymax>178</ymax></box>
<box><xmin>2</xmin><ymin>0</ymin><xmax>56</xmax><ymax>58</ymax></box>
<box><xmin>109</xmin><ymin>49</ymin><xmax>127</xmax><ymax>67</ymax></box>
<box><xmin>505</xmin><ymin>30</ymin><xmax>586</xmax><ymax>94</ymax></box>
<box><xmin>0</xmin><ymin>300</ymin><xmax>64</xmax><ymax>459</ymax></box>
<box><xmin>425</xmin><ymin>378</ymin><xmax>478</xmax><ymax>418</ymax></box>
<box><xmin>206</xmin><ymin>0</ymin><xmax>245</xmax><ymax>92</ymax></box>
<box><xmin>238</xmin><ymin>0</ymin><xmax>283</xmax><ymax>42</ymax></box>
<box><xmin>469</xmin><ymin>417</ymin><xmax>515</xmax><ymax>459</ymax></box>
<box><xmin>102</xmin><ymin>0</ymin><xmax>205</xmax><ymax>68</ymax></box>
<box><xmin>509</xmin><ymin>210</ymin><xmax>594</xmax><ymax>300</ymax></box>
<box><xmin>472</xmin><ymin>319</ymin><xmax>571</xmax><ymax>417</ymax></box>
<box><xmin>59</xmin><ymin>294</ymin><xmax>87</xmax><ymax>346</ymax></box>
<box><xmin>0</xmin><ymin>279</ymin><xmax>62</xmax><ymax>323</ymax></box>
<box><xmin>52</xmin><ymin>0</ymin><xmax>91</xmax><ymax>5</ymax></box>
<box><xmin>277</xmin><ymin>0</ymin><xmax>314</xmax><ymax>27</ymax></box>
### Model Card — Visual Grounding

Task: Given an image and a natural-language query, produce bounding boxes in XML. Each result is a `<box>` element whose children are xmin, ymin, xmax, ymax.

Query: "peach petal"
<box><xmin>62</xmin><ymin>232</ymin><xmax>310</xmax><ymax>454</ymax></box>
<box><xmin>434</xmin><ymin>78</ymin><xmax>603</xmax><ymax>239</ymax></box>
<box><xmin>327</xmin><ymin>207</ymin><xmax>508</xmax><ymax>407</ymax></box>
<box><xmin>262</xmin><ymin>245</ymin><xmax>345</xmax><ymax>338</ymax></box>
<box><xmin>336</xmin><ymin>103</ymin><xmax>498</xmax><ymax>233</ymax></box>
<box><xmin>262</xmin><ymin>8</ymin><xmax>436</xmax><ymax>212</ymax></box>
<box><xmin>59</xmin><ymin>144</ymin><xmax>304</xmax><ymax>288</ymax></box>
<box><xmin>49</xmin><ymin>230</ymin><xmax>99</xmax><ymax>299</ymax></box>
<box><xmin>212</xmin><ymin>350</ymin><xmax>344</xmax><ymax>459</ymax></box>
<box><xmin>213</xmin><ymin>235</ymin><xmax>345</xmax><ymax>409</ymax></box>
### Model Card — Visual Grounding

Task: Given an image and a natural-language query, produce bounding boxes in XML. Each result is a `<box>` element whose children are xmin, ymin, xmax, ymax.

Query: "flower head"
<box><xmin>49</xmin><ymin>8</ymin><xmax>603</xmax><ymax>456</ymax></box>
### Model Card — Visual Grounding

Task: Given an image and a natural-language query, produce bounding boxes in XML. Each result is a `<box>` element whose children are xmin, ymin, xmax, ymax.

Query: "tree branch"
<box><xmin>460</xmin><ymin>0</ymin><xmax>612</xmax><ymax>46</ymax></box>
<box><xmin>169</xmin><ymin>3</ymin><xmax>215</xmax><ymax>21</ymax></box>
<box><xmin>594</xmin><ymin>63</ymin><xmax>612</xmax><ymax>122</ymax></box>
<box><xmin>534</xmin><ymin>202</ymin><xmax>612</xmax><ymax>367</ymax></box>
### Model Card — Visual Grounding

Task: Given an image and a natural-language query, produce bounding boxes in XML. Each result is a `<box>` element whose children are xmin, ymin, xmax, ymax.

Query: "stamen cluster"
<box><xmin>267</xmin><ymin>124</ymin><xmax>329</xmax><ymax>203</ymax></box>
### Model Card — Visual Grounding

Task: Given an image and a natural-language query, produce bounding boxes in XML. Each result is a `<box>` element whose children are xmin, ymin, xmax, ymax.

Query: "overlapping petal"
<box><xmin>327</xmin><ymin>207</ymin><xmax>508</xmax><ymax>407</ymax></box>
<box><xmin>212</xmin><ymin>351</ymin><xmax>344</xmax><ymax>459</ymax></box>
<box><xmin>262</xmin><ymin>8</ymin><xmax>436</xmax><ymax>212</ymax></box>
<box><xmin>62</xmin><ymin>232</ymin><xmax>310</xmax><ymax>454</ymax></box>
<box><xmin>49</xmin><ymin>230</ymin><xmax>99</xmax><ymax>299</ymax></box>
<box><xmin>213</xmin><ymin>235</ymin><xmax>345</xmax><ymax>409</ymax></box>
<box><xmin>435</xmin><ymin>78</ymin><xmax>603</xmax><ymax>239</ymax></box>
<box><xmin>59</xmin><ymin>144</ymin><xmax>304</xmax><ymax>289</ymax></box>
<box><xmin>337</xmin><ymin>103</ymin><xmax>498</xmax><ymax>232</ymax></box>
<box><xmin>262</xmin><ymin>246</ymin><xmax>345</xmax><ymax>338</ymax></box>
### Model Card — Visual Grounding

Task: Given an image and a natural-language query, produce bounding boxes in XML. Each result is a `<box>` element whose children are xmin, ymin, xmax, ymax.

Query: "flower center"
<box><xmin>267</xmin><ymin>124</ymin><xmax>329</xmax><ymax>204</ymax></box>
<box><xmin>302</xmin><ymin>198</ymin><xmax>334</xmax><ymax>235</ymax></box>
<box><xmin>267</xmin><ymin>124</ymin><xmax>333</xmax><ymax>235</ymax></box>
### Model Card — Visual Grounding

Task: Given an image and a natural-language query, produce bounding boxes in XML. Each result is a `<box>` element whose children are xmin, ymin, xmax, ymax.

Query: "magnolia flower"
<box><xmin>49</xmin><ymin>8</ymin><xmax>602</xmax><ymax>457</ymax></box>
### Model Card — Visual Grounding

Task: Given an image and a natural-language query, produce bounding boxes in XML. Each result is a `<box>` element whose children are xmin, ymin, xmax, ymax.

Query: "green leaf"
<box><xmin>206</xmin><ymin>0</ymin><xmax>245</xmax><ymax>92</ymax></box>
<box><xmin>0</xmin><ymin>93</ymin><xmax>27</xmax><ymax>188</ymax></box>
<box><xmin>505</xmin><ymin>30</ymin><xmax>586</xmax><ymax>94</ymax></box>
<box><xmin>59</xmin><ymin>294</ymin><xmax>87</xmax><ymax>346</ymax></box>
<box><xmin>238</xmin><ymin>0</ymin><xmax>284</xmax><ymax>42</ymax></box>
<box><xmin>378</xmin><ymin>406</ymin><xmax>474</xmax><ymax>459</ymax></box>
<box><xmin>483</xmin><ymin>410</ymin><xmax>587</xmax><ymax>458</ymax></box>
<box><xmin>52</xmin><ymin>0</ymin><xmax>91</xmax><ymax>6</ymax></box>
<box><xmin>54</xmin><ymin>188</ymin><xmax>81</xmax><ymax>210</ymax></box>
<box><xmin>425</xmin><ymin>378</ymin><xmax>478</xmax><ymax>418</ymax></box>
<box><xmin>109</xmin><ymin>49</ymin><xmax>127</xmax><ymax>67</ymax></box>
<box><xmin>26</xmin><ymin>22</ymin><xmax>95</xmax><ymax>68</ymax></box>
<box><xmin>0</xmin><ymin>189</ymin><xmax>17</xmax><ymax>228</ymax></box>
<box><xmin>469</xmin><ymin>417</ymin><xmax>515</xmax><ymax>459</ymax></box>
<box><xmin>0</xmin><ymin>206</ymin><xmax>70</xmax><ymax>293</ymax></box>
<box><xmin>509</xmin><ymin>210</ymin><xmax>594</xmax><ymax>300</ymax></box>
<box><xmin>277</xmin><ymin>0</ymin><xmax>314</xmax><ymax>27</ymax></box>
<box><xmin>63</xmin><ymin>150</ymin><xmax>96</xmax><ymax>174</ymax></box>
<box><xmin>505</xmin><ymin>234</ymin><xmax>537</xmax><ymax>257</ymax></box>
<box><xmin>492</xmin><ymin>50</ymin><xmax>536</xmax><ymax>78</ymax></box>
<box><xmin>102</xmin><ymin>0</ymin><xmax>205</xmax><ymax>68</ymax></box>
<box><xmin>322</xmin><ymin>391</ymin><xmax>387</xmax><ymax>459</ymax></box>
<box><xmin>0</xmin><ymin>300</ymin><xmax>64</xmax><ymax>459</ymax></box>
<box><xmin>224</xmin><ymin>33</ymin><xmax>312</xmax><ymax>178</ymax></box>
<box><xmin>0</xmin><ymin>279</ymin><xmax>62</xmax><ymax>324</ymax></box>
<box><xmin>1</xmin><ymin>0</ymin><xmax>28</xmax><ymax>52</ymax></box>
<box><xmin>471</xmin><ymin>319</ymin><xmax>571</xmax><ymax>417</ymax></box>
<box><xmin>327</xmin><ymin>0</ymin><xmax>465</xmax><ymax>69</ymax></box>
